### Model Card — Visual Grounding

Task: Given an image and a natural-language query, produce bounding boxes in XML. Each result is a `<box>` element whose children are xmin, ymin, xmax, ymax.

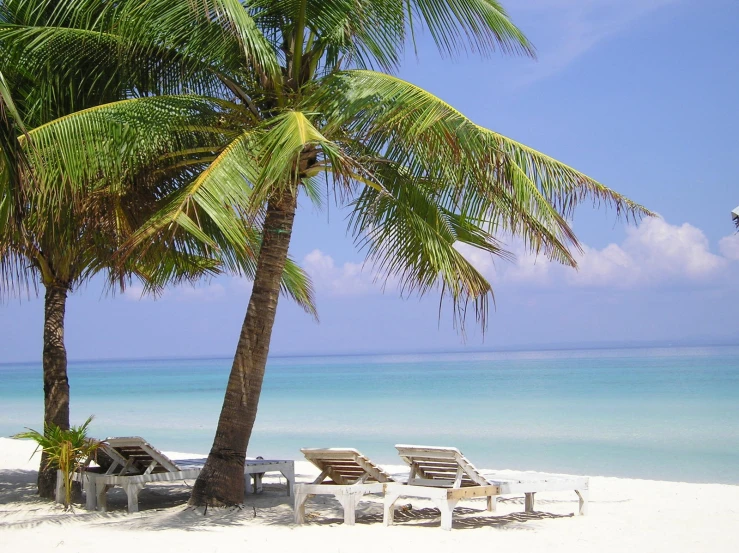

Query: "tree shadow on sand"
<box><xmin>290</xmin><ymin>495</ymin><xmax>583</xmax><ymax>530</ymax></box>
<box><xmin>1</xmin><ymin>471</ymin><xmax>612</xmax><ymax>533</ymax></box>
<box><xmin>0</xmin><ymin>469</ymin><xmax>40</xmax><ymax>504</ymax></box>
<box><xmin>367</xmin><ymin>506</ymin><xmax>573</xmax><ymax>530</ymax></box>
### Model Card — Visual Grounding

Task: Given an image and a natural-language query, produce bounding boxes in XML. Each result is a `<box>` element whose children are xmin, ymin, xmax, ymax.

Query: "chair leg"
<box><xmin>97</xmin><ymin>484</ymin><xmax>111</xmax><ymax>512</ymax></box>
<box><xmin>435</xmin><ymin>498</ymin><xmax>459</xmax><ymax>531</ymax></box>
<box><xmin>338</xmin><ymin>492</ymin><xmax>358</xmax><ymax>525</ymax></box>
<box><xmin>83</xmin><ymin>476</ymin><xmax>97</xmax><ymax>510</ymax></box>
<box><xmin>282</xmin><ymin>465</ymin><xmax>295</xmax><ymax>497</ymax></box>
<box><xmin>576</xmin><ymin>489</ymin><xmax>589</xmax><ymax>515</ymax></box>
<box><xmin>524</xmin><ymin>492</ymin><xmax>536</xmax><ymax>513</ymax></box>
<box><xmin>294</xmin><ymin>488</ymin><xmax>309</xmax><ymax>524</ymax></box>
<box><xmin>123</xmin><ymin>483</ymin><xmax>145</xmax><ymax>513</ymax></box>
<box><xmin>55</xmin><ymin>470</ymin><xmax>65</xmax><ymax>504</ymax></box>
<box><xmin>383</xmin><ymin>491</ymin><xmax>402</xmax><ymax>527</ymax></box>
<box><xmin>486</xmin><ymin>495</ymin><xmax>497</xmax><ymax>512</ymax></box>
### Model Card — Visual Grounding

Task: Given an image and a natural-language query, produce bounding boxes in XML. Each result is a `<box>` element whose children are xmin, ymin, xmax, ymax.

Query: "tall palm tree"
<box><xmin>8</xmin><ymin>0</ymin><xmax>652</xmax><ymax>506</ymax></box>
<box><xmin>0</xmin><ymin>0</ymin><xmax>315</xmax><ymax>498</ymax></box>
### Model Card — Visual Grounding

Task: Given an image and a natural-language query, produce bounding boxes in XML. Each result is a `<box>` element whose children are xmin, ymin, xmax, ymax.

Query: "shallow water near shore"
<box><xmin>1</xmin><ymin>346</ymin><xmax>738</xmax><ymax>484</ymax></box>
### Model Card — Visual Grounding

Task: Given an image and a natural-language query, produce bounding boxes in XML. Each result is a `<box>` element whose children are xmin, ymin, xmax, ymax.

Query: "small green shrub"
<box><xmin>15</xmin><ymin>416</ymin><xmax>102</xmax><ymax>509</ymax></box>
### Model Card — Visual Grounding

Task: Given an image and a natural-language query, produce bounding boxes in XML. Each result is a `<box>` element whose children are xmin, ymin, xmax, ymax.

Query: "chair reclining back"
<box><xmin>98</xmin><ymin>437</ymin><xmax>181</xmax><ymax>476</ymax></box>
<box><xmin>301</xmin><ymin>448</ymin><xmax>394</xmax><ymax>485</ymax></box>
<box><xmin>395</xmin><ymin>445</ymin><xmax>489</xmax><ymax>488</ymax></box>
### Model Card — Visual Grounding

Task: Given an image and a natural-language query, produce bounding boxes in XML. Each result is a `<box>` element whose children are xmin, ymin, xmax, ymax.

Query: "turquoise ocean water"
<box><xmin>1</xmin><ymin>346</ymin><xmax>737</xmax><ymax>484</ymax></box>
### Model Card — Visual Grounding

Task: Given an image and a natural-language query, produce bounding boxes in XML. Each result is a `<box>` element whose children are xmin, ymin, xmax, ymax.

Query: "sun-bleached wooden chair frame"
<box><xmin>66</xmin><ymin>437</ymin><xmax>201</xmax><ymax>513</ymax></box>
<box><xmin>383</xmin><ymin>445</ymin><xmax>500</xmax><ymax>530</ymax></box>
<box><xmin>57</xmin><ymin>437</ymin><xmax>296</xmax><ymax>513</ymax></box>
<box><xmin>294</xmin><ymin>448</ymin><xmax>395</xmax><ymax>525</ymax></box>
<box><xmin>383</xmin><ymin>445</ymin><xmax>588</xmax><ymax>530</ymax></box>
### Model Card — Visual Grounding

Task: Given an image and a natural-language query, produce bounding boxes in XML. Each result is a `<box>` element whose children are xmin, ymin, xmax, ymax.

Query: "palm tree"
<box><xmin>0</xmin><ymin>0</ymin><xmax>315</xmax><ymax>498</ymax></box>
<box><xmin>0</xmin><ymin>70</ymin><xmax>24</xmax><ymax>181</ymax></box>
<box><xmin>6</xmin><ymin>0</ymin><xmax>651</xmax><ymax>507</ymax></box>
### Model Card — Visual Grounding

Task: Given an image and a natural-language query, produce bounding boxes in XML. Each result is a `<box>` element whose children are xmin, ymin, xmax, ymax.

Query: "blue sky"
<box><xmin>2</xmin><ymin>0</ymin><xmax>738</xmax><ymax>362</ymax></box>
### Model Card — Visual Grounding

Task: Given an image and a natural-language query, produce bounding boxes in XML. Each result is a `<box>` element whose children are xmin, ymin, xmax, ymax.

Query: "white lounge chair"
<box><xmin>66</xmin><ymin>436</ymin><xmax>203</xmax><ymax>513</ymax></box>
<box><xmin>244</xmin><ymin>457</ymin><xmax>295</xmax><ymax>497</ymax></box>
<box><xmin>383</xmin><ymin>445</ymin><xmax>589</xmax><ymax>530</ymax></box>
<box><xmin>56</xmin><ymin>437</ymin><xmax>295</xmax><ymax>513</ymax></box>
<box><xmin>294</xmin><ymin>448</ymin><xmax>395</xmax><ymax>525</ymax></box>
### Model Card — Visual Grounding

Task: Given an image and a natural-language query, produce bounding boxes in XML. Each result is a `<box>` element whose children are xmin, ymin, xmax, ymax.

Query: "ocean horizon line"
<box><xmin>3</xmin><ymin>340</ymin><xmax>739</xmax><ymax>367</ymax></box>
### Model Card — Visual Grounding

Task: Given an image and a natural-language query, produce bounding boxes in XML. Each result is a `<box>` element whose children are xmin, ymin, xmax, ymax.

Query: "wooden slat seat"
<box><xmin>57</xmin><ymin>437</ymin><xmax>295</xmax><ymax>513</ymax></box>
<box><xmin>384</xmin><ymin>445</ymin><xmax>589</xmax><ymax>531</ymax></box>
<box><xmin>295</xmin><ymin>448</ymin><xmax>395</xmax><ymax>525</ymax></box>
<box><xmin>56</xmin><ymin>436</ymin><xmax>200</xmax><ymax>513</ymax></box>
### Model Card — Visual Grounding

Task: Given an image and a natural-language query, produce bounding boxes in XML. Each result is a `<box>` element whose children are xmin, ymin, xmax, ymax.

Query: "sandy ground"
<box><xmin>1</xmin><ymin>437</ymin><xmax>737</xmax><ymax>552</ymax></box>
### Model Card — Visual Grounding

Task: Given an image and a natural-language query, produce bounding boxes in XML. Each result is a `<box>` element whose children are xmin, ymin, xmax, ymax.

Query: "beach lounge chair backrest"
<box><xmin>385</xmin><ymin>445</ymin><xmax>589</xmax><ymax>530</ymax></box>
<box><xmin>395</xmin><ymin>445</ymin><xmax>489</xmax><ymax>488</ymax></box>
<box><xmin>301</xmin><ymin>448</ymin><xmax>394</xmax><ymax>485</ymax></box>
<box><xmin>99</xmin><ymin>437</ymin><xmax>181</xmax><ymax>476</ymax></box>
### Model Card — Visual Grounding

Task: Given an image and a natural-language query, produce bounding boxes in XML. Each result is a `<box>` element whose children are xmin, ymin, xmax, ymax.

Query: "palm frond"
<box><xmin>14</xmin><ymin>415</ymin><xmax>101</xmax><ymax>509</ymax></box>
<box><xmin>350</xmin><ymin>162</ymin><xmax>507</xmax><ymax>330</ymax></box>
<box><xmin>0</xmin><ymin>68</ymin><xmax>34</xmax><ymax>297</ymax></box>
<box><xmin>251</xmin><ymin>0</ymin><xmax>531</xmax><ymax>77</ymax></box>
<box><xmin>115</xmin><ymin>0</ymin><xmax>281</xmax><ymax>87</ymax></box>
<box><xmin>407</xmin><ymin>0</ymin><xmax>534</xmax><ymax>59</ymax></box>
<box><xmin>22</xmin><ymin>95</ymin><xmax>241</xmax><ymax>205</ymax></box>
<box><xmin>312</xmin><ymin>69</ymin><xmax>652</xmax><ymax>265</ymax></box>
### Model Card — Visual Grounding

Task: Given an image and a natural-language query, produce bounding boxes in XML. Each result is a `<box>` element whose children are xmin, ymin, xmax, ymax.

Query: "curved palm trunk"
<box><xmin>38</xmin><ymin>284</ymin><xmax>70</xmax><ymax>499</ymax></box>
<box><xmin>189</xmin><ymin>189</ymin><xmax>298</xmax><ymax>507</ymax></box>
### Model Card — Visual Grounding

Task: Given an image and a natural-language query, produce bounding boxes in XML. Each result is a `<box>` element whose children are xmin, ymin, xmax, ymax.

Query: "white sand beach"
<box><xmin>1</xmin><ymin>437</ymin><xmax>737</xmax><ymax>552</ymax></box>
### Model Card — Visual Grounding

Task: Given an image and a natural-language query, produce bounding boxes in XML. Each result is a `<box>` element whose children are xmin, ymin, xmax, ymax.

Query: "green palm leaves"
<box><xmin>2</xmin><ymin>0</ymin><xmax>653</xmax><ymax>507</ymax></box>
<box><xmin>14</xmin><ymin>416</ymin><xmax>101</xmax><ymax>509</ymax></box>
<box><xmin>2</xmin><ymin>0</ymin><xmax>651</xmax><ymax>327</ymax></box>
<box><xmin>16</xmin><ymin>94</ymin><xmax>316</xmax><ymax>310</ymax></box>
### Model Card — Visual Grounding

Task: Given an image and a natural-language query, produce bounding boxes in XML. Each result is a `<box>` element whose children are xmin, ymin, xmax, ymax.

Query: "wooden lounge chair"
<box><xmin>383</xmin><ymin>445</ymin><xmax>588</xmax><ymax>530</ymax></box>
<box><xmin>75</xmin><ymin>436</ymin><xmax>202</xmax><ymax>513</ymax></box>
<box><xmin>294</xmin><ymin>448</ymin><xmax>395</xmax><ymax>525</ymax></box>
<box><xmin>244</xmin><ymin>457</ymin><xmax>295</xmax><ymax>497</ymax></box>
<box><xmin>57</xmin><ymin>437</ymin><xmax>296</xmax><ymax>513</ymax></box>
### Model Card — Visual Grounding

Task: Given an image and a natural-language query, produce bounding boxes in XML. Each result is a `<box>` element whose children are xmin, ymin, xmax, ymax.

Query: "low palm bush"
<box><xmin>15</xmin><ymin>416</ymin><xmax>101</xmax><ymax>509</ymax></box>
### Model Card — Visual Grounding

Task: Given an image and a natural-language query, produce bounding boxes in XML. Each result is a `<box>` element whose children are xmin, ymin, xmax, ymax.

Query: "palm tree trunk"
<box><xmin>38</xmin><ymin>284</ymin><xmax>70</xmax><ymax>499</ymax></box>
<box><xmin>189</xmin><ymin>188</ymin><xmax>298</xmax><ymax>507</ymax></box>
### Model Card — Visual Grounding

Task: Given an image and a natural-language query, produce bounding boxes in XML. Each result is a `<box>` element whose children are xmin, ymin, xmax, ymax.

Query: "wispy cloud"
<box><xmin>123</xmin><ymin>282</ymin><xmax>226</xmax><ymax>302</ymax></box>
<box><xmin>126</xmin><ymin>217</ymin><xmax>732</xmax><ymax>303</ymax></box>
<box><xmin>510</xmin><ymin>0</ymin><xmax>679</xmax><ymax>84</ymax></box>
<box><xmin>302</xmin><ymin>250</ymin><xmax>378</xmax><ymax>297</ymax></box>
<box><xmin>459</xmin><ymin>217</ymin><xmax>731</xmax><ymax>289</ymax></box>
<box><xmin>301</xmin><ymin>218</ymin><xmax>732</xmax><ymax>298</ymax></box>
<box><xmin>719</xmin><ymin>233</ymin><xmax>739</xmax><ymax>261</ymax></box>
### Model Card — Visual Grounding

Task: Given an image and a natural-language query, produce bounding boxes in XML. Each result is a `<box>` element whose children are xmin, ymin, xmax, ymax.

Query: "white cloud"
<box><xmin>298</xmin><ymin>219</ymin><xmax>731</xmax><ymax>298</ymax></box>
<box><xmin>503</xmin><ymin>249</ymin><xmax>552</xmax><ymax>285</ymax></box>
<box><xmin>568</xmin><ymin>218</ymin><xmax>727</xmax><ymax>287</ymax></box>
<box><xmin>123</xmin><ymin>283</ymin><xmax>146</xmax><ymax>301</ymax></box>
<box><xmin>123</xmin><ymin>282</ymin><xmax>226</xmax><ymax>302</ymax></box>
<box><xmin>719</xmin><ymin>233</ymin><xmax>739</xmax><ymax>261</ymax></box>
<box><xmin>511</xmin><ymin>0</ymin><xmax>679</xmax><ymax>83</ymax></box>
<box><xmin>461</xmin><ymin>218</ymin><xmax>730</xmax><ymax>289</ymax></box>
<box><xmin>175</xmin><ymin>283</ymin><xmax>226</xmax><ymax>301</ymax></box>
<box><xmin>302</xmin><ymin>249</ymin><xmax>378</xmax><ymax>296</ymax></box>
<box><xmin>455</xmin><ymin>241</ymin><xmax>551</xmax><ymax>285</ymax></box>
<box><xmin>568</xmin><ymin>242</ymin><xmax>636</xmax><ymax>287</ymax></box>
